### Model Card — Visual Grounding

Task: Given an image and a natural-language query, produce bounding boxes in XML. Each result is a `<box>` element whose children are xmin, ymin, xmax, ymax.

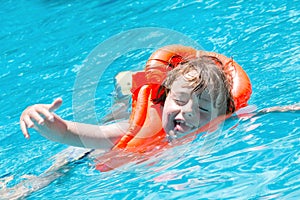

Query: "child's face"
<box><xmin>162</xmin><ymin>71</ymin><xmax>220</xmax><ymax>140</ymax></box>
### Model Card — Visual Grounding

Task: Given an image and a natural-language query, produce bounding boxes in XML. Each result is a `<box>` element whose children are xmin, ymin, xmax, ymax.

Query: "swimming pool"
<box><xmin>1</xmin><ymin>0</ymin><xmax>299</xmax><ymax>199</ymax></box>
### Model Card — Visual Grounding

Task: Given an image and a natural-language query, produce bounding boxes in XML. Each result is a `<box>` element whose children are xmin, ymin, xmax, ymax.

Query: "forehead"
<box><xmin>170</xmin><ymin>75</ymin><xmax>193</xmax><ymax>94</ymax></box>
<box><xmin>170</xmin><ymin>70</ymin><xmax>224</xmax><ymax>104</ymax></box>
<box><xmin>170</xmin><ymin>75</ymin><xmax>213</xmax><ymax>102</ymax></box>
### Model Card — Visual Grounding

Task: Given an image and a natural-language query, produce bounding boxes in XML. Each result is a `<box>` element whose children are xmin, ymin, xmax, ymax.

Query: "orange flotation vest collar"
<box><xmin>95</xmin><ymin>45</ymin><xmax>252</xmax><ymax>171</ymax></box>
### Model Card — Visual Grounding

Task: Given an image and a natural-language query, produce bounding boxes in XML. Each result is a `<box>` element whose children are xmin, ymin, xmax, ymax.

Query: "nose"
<box><xmin>180</xmin><ymin>100</ymin><xmax>196</xmax><ymax>119</ymax></box>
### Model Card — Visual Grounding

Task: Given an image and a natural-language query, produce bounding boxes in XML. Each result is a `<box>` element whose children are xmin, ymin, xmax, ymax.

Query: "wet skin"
<box><xmin>161</xmin><ymin>73</ymin><xmax>220</xmax><ymax>140</ymax></box>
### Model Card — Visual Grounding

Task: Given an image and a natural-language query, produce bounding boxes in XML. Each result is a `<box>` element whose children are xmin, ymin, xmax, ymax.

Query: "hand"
<box><xmin>20</xmin><ymin>98</ymin><xmax>63</xmax><ymax>139</ymax></box>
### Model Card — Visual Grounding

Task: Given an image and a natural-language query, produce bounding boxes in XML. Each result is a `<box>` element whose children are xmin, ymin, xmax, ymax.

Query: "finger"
<box><xmin>22</xmin><ymin>115</ymin><xmax>35</xmax><ymax>128</ymax></box>
<box><xmin>20</xmin><ymin>120</ymin><xmax>30</xmax><ymax>139</ymax></box>
<box><xmin>36</xmin><ymin>107</ymin><xmax>54</xmax><ymax>122</ymax></box>
<box><xmin>49</xmin><ymin>98</ymin><xmax>63</xmax><ymax>112</ymax></box>
<box><xmin>291</xmin><ymin>104</ymin><xmax>300</xmax><ymax>111</ymax></box>
<box><xmin>28</xmin><ymin>111</ymin><xmax>45</xmax><ymax>125</ymax></box>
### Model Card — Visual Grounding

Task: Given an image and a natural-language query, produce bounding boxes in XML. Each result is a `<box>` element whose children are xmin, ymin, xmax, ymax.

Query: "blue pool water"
<box><xmin>1</xmin><ymin>0</ymin><xmax>299</xmax><ymax>199</ymax></box>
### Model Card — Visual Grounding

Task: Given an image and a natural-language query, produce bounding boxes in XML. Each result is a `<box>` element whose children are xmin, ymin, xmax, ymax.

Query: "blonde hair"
<box><xmin>153</xmin><ymin>56</ymin><xmax>235</xmax><ymax>114</ymax></box>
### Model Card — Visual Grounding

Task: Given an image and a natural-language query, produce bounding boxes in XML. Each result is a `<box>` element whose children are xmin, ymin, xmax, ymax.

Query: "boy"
<box><xmin>20</xmin><ymin>57</ymin><xmax>233</xmax><ymax>150</ymax></box>
<box><xmin>20</xmin><ymin>56</ymin><xmax>299</xmax><ymax>149</ymax></box>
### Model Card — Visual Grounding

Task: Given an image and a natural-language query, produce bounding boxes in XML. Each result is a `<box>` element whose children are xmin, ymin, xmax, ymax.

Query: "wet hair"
<box><xmin>153</xmin><ymin>56</ymin><xmax>235</xmax><ymax>114</ymax></box>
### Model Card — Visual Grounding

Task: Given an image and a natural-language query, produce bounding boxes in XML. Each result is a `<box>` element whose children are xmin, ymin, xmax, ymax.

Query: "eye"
<box><xmin>174</xmin><ymin>99</ymin><xmax>185</xmax><ymax>105</ymax></box>
<box><xmin>199</xmin><ymin>106</ymin><xmax>209</xmax><ymax>112</ymax></box>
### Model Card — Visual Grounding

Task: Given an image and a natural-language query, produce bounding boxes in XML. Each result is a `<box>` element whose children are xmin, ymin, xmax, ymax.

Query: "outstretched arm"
<box><xmin>20</xmin><ymin>98</ymin><xmax>129</xmax><ymax>150</ymax></box>
<box><xmin>231</xmin><ymin>103</ymin><xmax>300</xmax><ymax>120</ymax></box>
<box><xmin>258</xmin><ymin>103</ymin><xmax>300</xmax><ymax>114</ymax></box>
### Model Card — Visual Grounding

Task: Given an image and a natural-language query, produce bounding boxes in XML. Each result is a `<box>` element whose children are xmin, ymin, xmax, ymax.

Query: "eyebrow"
<box><xmin>170</xmin><ymin>90</ymin><xmax>189</xmax><ymax>97</ymax></box>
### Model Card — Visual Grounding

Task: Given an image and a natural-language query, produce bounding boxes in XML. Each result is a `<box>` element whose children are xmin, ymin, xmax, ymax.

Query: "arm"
<box><xmin>20</xmin><ymin>98</ymin><xmax>129</xmax><ymax>150</ymax></box>
<box><xmin>230</xmin><ymin>103</ymin><xmax>300</xmax><ymax>120</ymax></box>
<box><xmin>258</xmin><ymin>103</ymin><xmax>300</xmax><ymax>114</ymax></box>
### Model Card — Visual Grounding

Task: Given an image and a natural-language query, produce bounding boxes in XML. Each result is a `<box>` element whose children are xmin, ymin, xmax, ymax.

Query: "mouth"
<box><xmin>173</xmin><ymin>119</ymin><xmax>194</xmax><ymax>134</ymax></box>
<box><xmin>167</xmin><ymin>120</ymin><xmax>195</xmax><ymax>142</ymax></box>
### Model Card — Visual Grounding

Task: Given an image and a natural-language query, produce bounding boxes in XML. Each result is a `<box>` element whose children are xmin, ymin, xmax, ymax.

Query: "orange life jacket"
<box><xmin>95</xmin><ymin>45</ymin><xmax>252</xmax><ymax>171</ymax></box>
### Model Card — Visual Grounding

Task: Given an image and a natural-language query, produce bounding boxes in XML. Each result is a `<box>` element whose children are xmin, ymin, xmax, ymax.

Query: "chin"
<box><xmin>165</xmin><ymin>129</ymin><xmax>176</xmax><ymax>142</ymax></box>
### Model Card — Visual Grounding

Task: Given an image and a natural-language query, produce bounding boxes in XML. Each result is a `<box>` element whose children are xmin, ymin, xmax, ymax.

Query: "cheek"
<box><xmin>161</xmin><ymin>98</ymin><xmax>176</xmax><ymax>130</ymax></box>
<box><xmin>199</xmin><ymin>113</ymin><xmax>211</xmax><ymax>126</ymax></box>
<box><xmin>161</xmin><ymin>110</ymin><xmax>170</xmax><ymax>133</ymax></box>
<box><xmin>198</xmin><ymin>109</ymin><xmax>219</xmax><ymax>127</ymax></box>
<box><xmin>162</xmin><ymin>104</ymin><xmax>171</xmax><ymax>129</ymax></box>
<box><xmin>161</xmin><ymin>106</ymin><xmax>167</xmax><ymax>125</ymax></box>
